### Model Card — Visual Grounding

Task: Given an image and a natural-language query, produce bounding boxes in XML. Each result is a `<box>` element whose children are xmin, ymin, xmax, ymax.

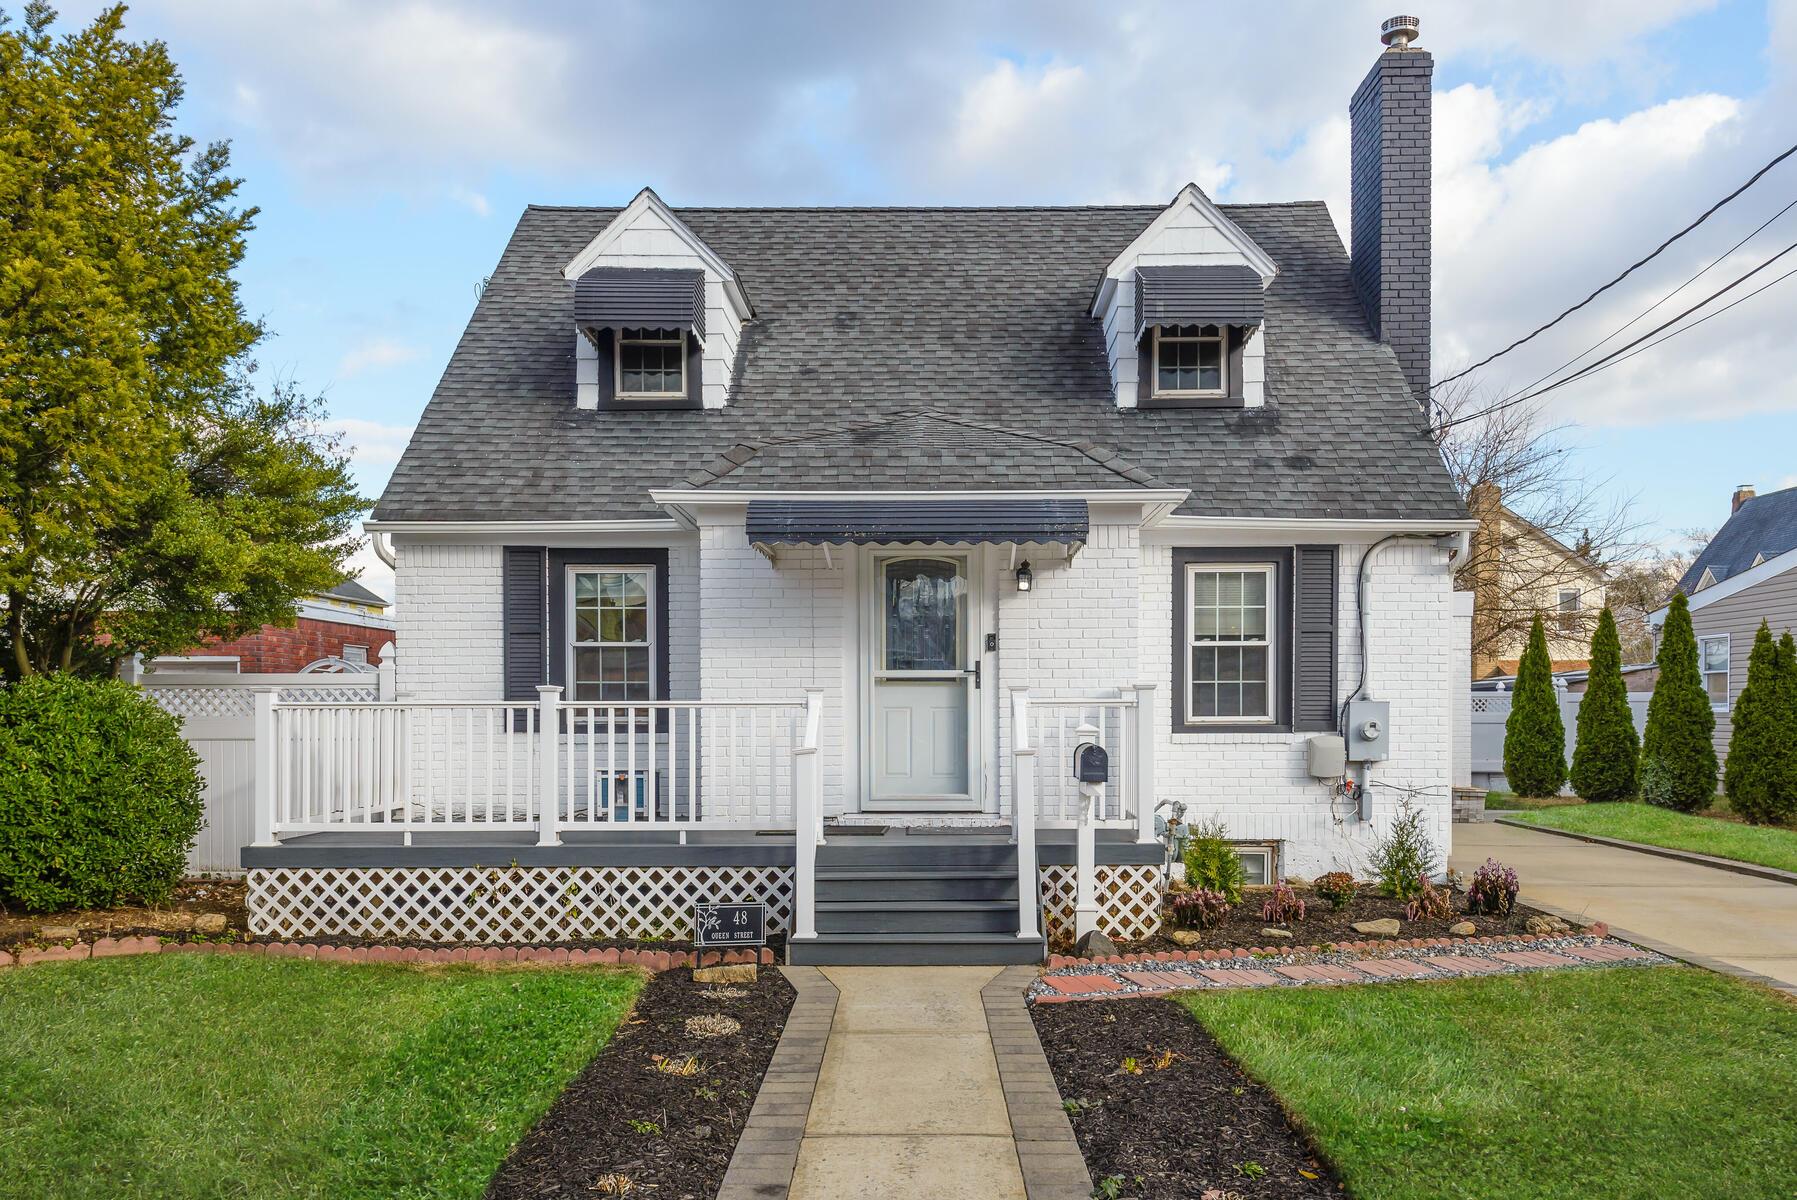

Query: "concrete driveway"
<box><xmin>1450</xmin><ymin>821</ymin><xmax>1797</xmax><ymax>991</ymax></box>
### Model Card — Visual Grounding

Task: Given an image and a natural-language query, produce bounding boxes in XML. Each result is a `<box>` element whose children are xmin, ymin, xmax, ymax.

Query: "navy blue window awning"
<box><xmin>575</xmin><ymin>267</ymin><xmax>706</xmax><ymax>337</ymax></box>
<box><xmin>746</xmin><ymin>500</ymin><xmax>1089</xmax><ymax>548</ymax></box>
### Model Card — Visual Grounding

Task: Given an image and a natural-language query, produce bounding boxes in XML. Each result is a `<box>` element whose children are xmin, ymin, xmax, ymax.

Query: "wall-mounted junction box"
<box><xmin>1306</xmin><ymin>734</ymin><xmax>1346</xmax><ymax>778</ymax></box>
<box><xmin>1346</xmin><ymin>699</ymin><xmax>1390</xmax><ymax>762</ymax></box>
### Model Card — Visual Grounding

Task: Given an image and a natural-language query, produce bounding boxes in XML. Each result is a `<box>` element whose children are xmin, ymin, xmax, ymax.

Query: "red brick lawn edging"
<box><xmin>1032</xmin><ymin>927</ymin><xmax>1671</xmax><ymax>1003</ymax></box>
<box><xmin>0</xmin><ymin>939</ymin><xmax>774</xmax><ymax>972</ymax></box>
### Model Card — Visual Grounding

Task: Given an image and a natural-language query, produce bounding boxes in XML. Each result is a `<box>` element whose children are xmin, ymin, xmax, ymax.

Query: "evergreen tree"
<box><xmin>1768</xmin><ymin>632</ymin><xmax>1797</xmax><ymax>826</ymax></box>
<box><xmin>1504</xmin><ymin>615</ymin><xmax>1566</xmax><ymax>798</ymax></box>
<box><xmin>1724</xmin><ymin>623</ymin><xmax>1781</xmax><ymax>822</ymax></box>
<box><xmin>1639</xmin><ymin>592</ymin><xmax>1718</xmax><ymax>812</ymax></box>
<box><xmin>1570</xmin><ymin>608</ymin><xmax>1639</xmax><ymax>801</ymax></box>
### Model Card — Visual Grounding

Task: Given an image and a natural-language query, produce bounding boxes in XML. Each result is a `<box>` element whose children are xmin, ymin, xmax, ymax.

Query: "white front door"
<box><xmin>868</xmin><ymin>554</ymin><xmax>977</xmax><ymax>808</ymax></box>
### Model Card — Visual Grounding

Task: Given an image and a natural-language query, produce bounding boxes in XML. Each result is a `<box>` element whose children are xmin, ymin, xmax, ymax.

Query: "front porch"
<box><xmin>238</xmin><ymin>687</ymin><xmax>1166</xmax><ymax>960</ymax></box>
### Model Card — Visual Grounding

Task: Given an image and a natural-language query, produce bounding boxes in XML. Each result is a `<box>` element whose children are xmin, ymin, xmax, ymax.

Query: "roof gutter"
<box><xmin>648</xmin><ymin>487</ymin><xmax>1192</xmax><ymax>532</ymax></box>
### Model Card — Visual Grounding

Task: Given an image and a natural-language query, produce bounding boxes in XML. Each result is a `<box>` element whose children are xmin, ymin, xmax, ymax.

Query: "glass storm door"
<box><xmin>871</xmin><ymin>556</ymin><xmax>974</xmax><ymax>806</ymax></box>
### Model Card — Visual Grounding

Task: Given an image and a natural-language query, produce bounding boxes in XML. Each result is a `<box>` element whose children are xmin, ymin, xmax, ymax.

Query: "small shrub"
<box><xmin>1466</xmin><ymin>858</ymin><xmax>1519</xmax><ymax>916</ymax></box>
<box><xmin>1165</xmin><ymin>888</ymin><xmax>1232</xmax><ymax>930</ymax></box>
<box><xmin>1182</xmin><ymin>818</ymin><xmax>1246</xmax><ymax>904</ymax></box>
<box><xmin>1368</xmin><ymin>796</ymin><xmax>1440</xmax><ymax>901</ymax></box>
<box><xmin>1313</xmin><ymin>871</ymin><xmax>1359</xmax><ymax>910</ymax></box>
<box><xmin>1260</xmin><ymin>881</ymin><xmax>1306</xmax><ymax>924</ymax></box>
<box><xmin>1405</xmin><ymin>875</ymin><xmax>1453</xmax><ymax>922</ymax></box>
<box><xmin>0</xmin><ymin>676</ymin><xmax>204</xmax><ymax>911</ymax></box>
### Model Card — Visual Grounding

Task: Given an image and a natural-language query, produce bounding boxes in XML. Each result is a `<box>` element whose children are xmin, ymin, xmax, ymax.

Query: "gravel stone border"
<box><xmin>717</xmin><ymin>966</ymin><xmax>838</xmax><ymax>1200</ymax></box>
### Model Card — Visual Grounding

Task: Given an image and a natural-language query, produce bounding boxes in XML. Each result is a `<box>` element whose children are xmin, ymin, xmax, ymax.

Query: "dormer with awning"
<box><xmin>563</xmin><ymin>188</ymin><xmax>753</xmax><ymax>411</ymax></box>
<box><xmin>1090</xmin><ymin>184</ymin><xmax>1277</xmax><ymax>410</ymax></box>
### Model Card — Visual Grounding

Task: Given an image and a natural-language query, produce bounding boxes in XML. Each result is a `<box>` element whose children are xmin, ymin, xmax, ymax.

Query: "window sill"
<box><xmin>598</xmin><ymin>396</ymin><xmax>702</xmax><ymax>411</ymax></box>
<box><xmin>1172</xmin><ymin>722</ymin><xmax>1294</xmax><ymax>735</ymax></box>
<box><xmin>1139</xmin><ymin>394</ymin><xmax>1246</xmax><ymax>410</ymax></box>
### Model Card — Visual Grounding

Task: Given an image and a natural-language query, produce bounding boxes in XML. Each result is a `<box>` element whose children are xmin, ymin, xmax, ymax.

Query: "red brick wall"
<box><xmin>193</xmin><ymin>617</ymin><xmax>393</xmax><ymax>674</ymax></box>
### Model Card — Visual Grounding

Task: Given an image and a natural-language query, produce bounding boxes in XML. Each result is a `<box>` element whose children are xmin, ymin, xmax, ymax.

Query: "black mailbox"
<box><xmin>1074</xmin><ymin>742</ymin><xmax>1109</xmax><ymax>784</ymax></box>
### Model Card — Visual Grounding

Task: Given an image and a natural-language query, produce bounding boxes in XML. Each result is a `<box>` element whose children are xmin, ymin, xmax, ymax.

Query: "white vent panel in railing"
<box><xmin>1039</xmin><ymin>863</ymin><xmax>1163</xmax><ymax>944</ymax></box>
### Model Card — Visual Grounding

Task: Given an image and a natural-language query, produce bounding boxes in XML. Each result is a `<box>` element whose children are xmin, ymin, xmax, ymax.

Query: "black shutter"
<box><xmin>502</xmin><ymin>547</ymin><xmax>547</xmax><ymax>700</ymax></box>
<box><xmin>686</xmin><ymin>332</ymin><xmax>703</xmax><ymax>404</ymax></box>
<box><xmin>1136</xmin><ymin>336</ymin><xmax>1153</xmax><ymax>404</ymax></box>
<box><xmin>1292</xmin><ymin>544</ymin><xmax>1338</xmax><ymax>731</ymax></box>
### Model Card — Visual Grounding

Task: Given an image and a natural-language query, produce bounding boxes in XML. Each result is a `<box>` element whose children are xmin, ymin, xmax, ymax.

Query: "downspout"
<box><xmin>369</xmin><ymin>529</ymin><xmax>397</xmax><ymax>570</ymax></box>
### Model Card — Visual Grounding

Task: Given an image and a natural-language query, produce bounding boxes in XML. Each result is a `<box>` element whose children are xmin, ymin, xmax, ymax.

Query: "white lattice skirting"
<box><xmin>1040</xmin><ymin>864</ymin><xmax>1165</xmax><ymax>943</ymax></box>
<box><xmin>247</xmin><ymin>866</ymin><xmax>794</xmax><ymax>943</ymax></box>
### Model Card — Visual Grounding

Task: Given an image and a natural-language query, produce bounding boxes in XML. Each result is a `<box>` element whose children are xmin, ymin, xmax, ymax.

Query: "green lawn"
<box><xmin>1182</xmin><ymin>966</ymin><xmax>1797</xmax><ymax>1200</ymax></box>
<box><xmin>1507</xmin><ymin>801</ymin><xmax>1797</xmax><ymax>874</ymax></box>
<box><xmin>1480</xmin><ymin>790</ymin><xmax>1584</xmax><ymax>811</ymax></box>
<box><xmin>0</xmin><ymin>954</ymin><xmax>641</xmax><ymax>1200</ymax></box>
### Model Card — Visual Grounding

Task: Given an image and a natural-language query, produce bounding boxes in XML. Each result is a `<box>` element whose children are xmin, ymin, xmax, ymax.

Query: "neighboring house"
<box><xmin>1653</xmin><ymin>482</ymin><xmax>1797</xmax><ymax>761</ymax></box>
<box><xmin>240</xmin><ymin>21</ymin><xmax>1472</xmax><ymax>964</ymax></box>
<box><xmin>149</xmin><ymin>580</ymin><xmax>394</xmax><ymax>673</ymax></box>
<box><xmin>1464</xmin><ymin>482</ymin><xmax>1608</xmax><ymax>680</ymax></box>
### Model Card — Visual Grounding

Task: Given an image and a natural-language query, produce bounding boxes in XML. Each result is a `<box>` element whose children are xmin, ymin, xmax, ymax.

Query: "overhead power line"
<box><xmin>1431</xmin><ymin>138</ymin><xmax>1797</xmax><ymax>391</ymax></box>
<box><xmin>1431</xmin><ymin>237</ymin><xmax>1797</xmax><ymax>434</ymax></box>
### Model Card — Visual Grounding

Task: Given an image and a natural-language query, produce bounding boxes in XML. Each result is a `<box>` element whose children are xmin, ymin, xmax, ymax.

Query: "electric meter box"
<box><xmin>1306</xmin><ymin>734</ymin><xmax>1346</xmax><ymax>778</ymax></box>
<box><xmin>1346</xmin><ymin>699</ymin><xmax>1391</xmax><ymax>762</ymax></box>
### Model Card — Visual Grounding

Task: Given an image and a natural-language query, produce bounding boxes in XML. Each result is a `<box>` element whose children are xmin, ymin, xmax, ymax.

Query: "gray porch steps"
<box><xmin>789</xmin><ymin>836</ymin><xmax>1045</xmax><ymax>965</ymax></box>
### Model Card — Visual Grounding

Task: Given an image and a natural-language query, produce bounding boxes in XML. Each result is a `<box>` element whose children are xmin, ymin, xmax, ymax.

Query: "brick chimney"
<box><xmin>1350</xmin><ymin>16</ymin><xmax>1433</xmax><ymax>407</ymax></box>
<box><xmin>1732</xmin><ymin>483</ymin><xmax>1756</xmax><ymax>513</ymax></box>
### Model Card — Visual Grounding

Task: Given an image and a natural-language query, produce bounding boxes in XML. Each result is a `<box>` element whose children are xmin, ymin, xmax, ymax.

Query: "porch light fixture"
<box><xmin>1015</xmin><ymin>561</ymin><xmax>1033</xmax><ymax>592</ymax></box>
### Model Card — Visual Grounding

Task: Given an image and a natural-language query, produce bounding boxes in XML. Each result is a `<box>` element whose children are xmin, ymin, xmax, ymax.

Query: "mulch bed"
<box><xmin>1034</xmin><ymin>996</ymin><xmax>1340</xmax><ymax>1199</ymax></box>
<box><xmin>487</xmin><ymin>965</ymin><xmax>796</xmax><ymax>1200</ymax></box>
<box><xmin>1114</xmin><ymin>887</ymin><xmax>1549</xmax><ymax>954</ymax></box>
<box><xmin>0</xmin><ymin>877</ymin><xmax>248</xmax><ymax>950</ymax></box>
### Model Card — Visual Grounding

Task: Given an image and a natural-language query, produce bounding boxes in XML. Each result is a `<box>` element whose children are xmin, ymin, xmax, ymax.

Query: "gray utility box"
<box><xmin>1346</xmin><ymin>699</ymin><xmax>1391</xmax><ymax>762</ymax></box>
<box><xmin>1306</xmin><ymin>734</ymin><xmax>1346</xmax><ymax>778</ymax></box>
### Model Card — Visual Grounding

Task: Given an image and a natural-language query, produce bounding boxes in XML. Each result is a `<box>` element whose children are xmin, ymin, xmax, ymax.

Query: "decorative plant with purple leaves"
<box><xmin>1467</xmin><ymin>857</ymin><xmax>1519</xmax><ymax>916</ymax></box>
<box><xmin>1260</xmin><ymin>881</ymin><xmax>1307</xmax><ymax>924</ymax></box>
<box><xmin>1165</xmin><ymin>888</ymin><xmax>1232</xmax><ymax>930</ymax></box>
<box><xmin>1312</xmin><ymin>871</ymin><xmax>1359</xmax><ymax>911</ymax></box>
<box><xmin>1405</xmin><ymin>874</ymin><xmax>1454</xmax><ymax>921</ymax></box>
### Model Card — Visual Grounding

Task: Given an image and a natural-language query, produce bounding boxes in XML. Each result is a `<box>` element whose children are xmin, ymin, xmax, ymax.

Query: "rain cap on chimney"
<box><xmin>1381</xmin><ymin>15</ymin><xmax>1421</xmax><ymax>48</ymax></box>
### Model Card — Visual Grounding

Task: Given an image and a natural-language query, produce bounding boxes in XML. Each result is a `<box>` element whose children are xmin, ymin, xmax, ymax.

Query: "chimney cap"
<box><xmin>1381</xmin><ymin>15</ymin><xmax>1421</xmax><ymax>48</ymax></box>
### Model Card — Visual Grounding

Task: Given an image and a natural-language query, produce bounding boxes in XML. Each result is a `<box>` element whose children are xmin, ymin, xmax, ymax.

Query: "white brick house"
<box><xmin>242</xmin><ymin>33</ymin><xmax>1470</xmax><ymax>963</ymax></box>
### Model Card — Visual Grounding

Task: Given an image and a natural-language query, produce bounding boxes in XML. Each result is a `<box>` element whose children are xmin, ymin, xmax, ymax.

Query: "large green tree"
<box><xmin>0</xmin><ymin>5</ymin><xmax>359</xmax><ymax>677</ymax></box>
<box><xmin>1570</xmin><ymin>607</ymin><xmax>1639</xmax><ymax>801</ymax></box>
<box><xmin>1504</xmin><ymin>615</ymin><xmax>1567</xmax><ymax>798</ymax></box>
<box><xmin>1723</xmin><ymin>623</ymin><xmax>1781</xmax><ymax>822</ymax></box>
<box><xmin>1639</xmin><ymin>592</ymin><xmax>1718</xmax><ymax>813</ymax></box>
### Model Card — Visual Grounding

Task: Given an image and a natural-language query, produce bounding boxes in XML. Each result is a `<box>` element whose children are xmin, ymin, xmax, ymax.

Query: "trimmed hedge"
<box><xmin>1570</xmin><ymin>608</ymin><xmax>1639</xmax><ymax>802</ymax></box>
<box><xmin>0</xmin><ymin>676</ymin><xmax>204</xmax><ymax>911</ymax></box>
<box><xmin>1504</xmin><ymin>615</ymin><xmax>1566</xmax><ymax>798</ymax></box>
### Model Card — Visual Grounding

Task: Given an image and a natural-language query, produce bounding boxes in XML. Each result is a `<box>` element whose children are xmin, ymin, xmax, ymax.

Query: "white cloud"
<box><xmin>449</xmin><ymin>185</ymin><xmax>491</xmax><ymax>217</ymax></box>
<box><xmin>342</xmin><ymin>534</ymin><xmax>396</xmax><ymax>610</ymax></box>
<box><xmin>950</xmin><ymin>59</ymin><xmax>1087</xmax><ymax>166</ymax></box>
<box><xmin>329</xmin><ymin>417</ymin><xmax>416</xmax><ymax>469</ymax></box>
<box><xmin>336</xmin><ymin>337</ymin><xmax>422</xmax><ymax>379</ymax></box>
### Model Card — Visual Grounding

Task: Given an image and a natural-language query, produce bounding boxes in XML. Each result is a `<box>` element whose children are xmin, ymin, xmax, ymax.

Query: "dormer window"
<box><xmin>617</xmin><ymin>328</ymin><xmax>687</xmax><ymax>398</ymax></box>
<box><xmin>1154</xmin><ymin>324</ymin><xmax>1227</xmax><ymax>396</ymax></box>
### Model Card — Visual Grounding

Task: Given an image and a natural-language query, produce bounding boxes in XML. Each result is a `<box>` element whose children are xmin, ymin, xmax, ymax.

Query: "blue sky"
<box><xmin>54</xmin><ymin>1</ymin><xmax>1797</xmax><ymax>596</ymax></box>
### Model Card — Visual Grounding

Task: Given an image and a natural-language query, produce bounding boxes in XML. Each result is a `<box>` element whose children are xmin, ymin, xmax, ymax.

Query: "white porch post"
<box><xmin>1073</xmin><ymin>719</ymin><xmax>1100</xmax><ymax>940</ymax></box>
<box><xmin>251</xmin><ymin>686</ymin><xmax>281</xmax><ymax>846</ymax></box>
<box><xmin>792</xmin><ymin>688</ymin><xmax>824</xmax><ymax>943</ymax></box>
<box><xmin>536</xmin><ymin>685</ymin><xmax>562</xmax><ymax>847</ymax></box>
<box><xmin>1133</xmin><ymin>683</ymin><xmax>1157</xmax><ymax>843</ymax></box>
<box><xmin>376</xmin><ymin>647</ymin><xmax>397</xmax><ymax>701</ymax></box>
<box><xmin>1010</xmin><ymin>687</ymin><xmax>1040</xmax><ymax>940</ymax></box>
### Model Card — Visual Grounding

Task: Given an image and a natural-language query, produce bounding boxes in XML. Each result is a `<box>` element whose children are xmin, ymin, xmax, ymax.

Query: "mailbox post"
<box><xmin>1071</xmin><ymin>721</ymin><xmax>1108</xmax><ymax>940</ymax></box>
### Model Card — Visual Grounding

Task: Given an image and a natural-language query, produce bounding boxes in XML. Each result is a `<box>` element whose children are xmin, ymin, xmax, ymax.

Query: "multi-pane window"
<box><xmin>1699</xmin><ymin>634</ymin><xmax>1730</xmax><ymax>710</ymax></box>
<box><xmin>616</xmin><ymin>328</ymin><xmax>685</xmax><ymax>397</ymax></box>
<box><xmin>1154</xmin><ymin>324</ymin><xmax>1226</xmax><ymax>395</ymax></box>
<box><xmin>1186</xmin><ymin>564</ymin><xmax>1274</xmax><ymax>722</ymax></box>
<box><xmin>569</xmin><ymin>567</ymin><xmax>655</xmax><ymax>702</ymax></box>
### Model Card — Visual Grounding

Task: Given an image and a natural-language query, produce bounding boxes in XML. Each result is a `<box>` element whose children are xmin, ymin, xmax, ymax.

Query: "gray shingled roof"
<box><xmin>681</xmin><ymin>410</ymin><xmax>1166</xmax><ymax>490</ymax></box>
<box><xmin>1682</xmin><ymin>485</ymin><xmax>1797</xmax><ymax>592</ymax></box>
<box><xmin>321</xmin><ymin>578</ymin><xmax>389</xmax><ymax>607</ymax></box>
<box><xmin>373</xmin><ymin>202</ymin><xmax>1464</xmax><ymax>523</ymax></box>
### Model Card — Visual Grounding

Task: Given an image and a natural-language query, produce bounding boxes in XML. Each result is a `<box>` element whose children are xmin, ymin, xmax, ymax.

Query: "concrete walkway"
<box><xmin>1451</xmin><ymin>821</ymin><xmax>1797</xmax><ymax>990</ymax></box>
<box><xmin>789</xmin><ymin>967</ymin><xmax>1028</xmax><ymax>1199</ymax></box>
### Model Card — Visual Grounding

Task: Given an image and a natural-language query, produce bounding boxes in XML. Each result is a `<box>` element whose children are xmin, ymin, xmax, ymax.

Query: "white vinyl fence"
<box><xmin>1469</xmin><ymin>689</ymin><xmax>1651</xmax><ymax>793</ymax></box>
<box><xmin>145</xmin><ymin>668</ymin><xmax>386</xmax><ymax>872</ymax></box>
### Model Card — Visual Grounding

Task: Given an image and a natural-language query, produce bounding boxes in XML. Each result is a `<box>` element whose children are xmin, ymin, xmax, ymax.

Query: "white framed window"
<box><xmin>1153</xmin><ymin>324</ymin><xmax>1227</xmax><ymax>396</ymax></box>
<box><xmin>1185</xmin><ymin>563</ymin><xmax>1275</xmax><ymax>723</ymax></box>
<box><xmin>342</xmin><ymin>644</ymin><xmax>368</xmax><ymax>665</ymax></box>
<box><xmin>1235</xmin><ymin>844</ymin><xmax>1276</xmax><ymax>887</ymax></box>
<box><xmin>567</xmin><ymin>565</ymin><xmax>657</xmax><ymax>702</ymax></box>
<box><xmin>615</xmin><ymin>327</ymin><xmax>686</xmax><ymax>398</ymax></box>
<box><xmin>1699</xmin><ymin>634</ymin><xmax>1730</xmax><ymax>710</ymax></box>
<box><xmin>1556</xmin><ymin>589</ymin><xmax>1581</xmax><ymax>635</ymax></box>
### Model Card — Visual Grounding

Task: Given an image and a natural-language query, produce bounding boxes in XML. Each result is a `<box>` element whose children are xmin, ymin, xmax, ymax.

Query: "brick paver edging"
<box><xmin>983</xmin><ymin>964</ymin><xmax>1094</xmax><ymax>1200</ymax></box>
<box><xmin>1032</xmin><ymin>933</ymin><xmax>1669</xmax><ymax>1003</ymax></box>
<box><xmin>1496</xmin><ymin>816</ymin><xmax>1797</xmax><ymax>887</ymax></box>
<box><xmin>1041</xmin><ymin>924</ymin><xmax>1607</xmax><ymax>972</ymax></box>
<box><xmin>717</xmin><ymin>966</ymin><xmax>837</xmax><ymax>1200</ymax></box>
<box><xmin>0</xmin><ymin>937</ymin><xmax>774</xmax><ymax>972</ymax></box>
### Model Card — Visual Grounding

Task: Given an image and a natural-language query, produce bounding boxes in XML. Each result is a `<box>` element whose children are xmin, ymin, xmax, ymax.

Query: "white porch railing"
<box><xmin>252</xmin><ymin>686</ymin><xmax>815</xmax><ymax>844</ymax></box>
<box><xmin>1025</xmin><ymin>685</ymin><xmax>1157</xmax><ymax>844</ymax></box>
